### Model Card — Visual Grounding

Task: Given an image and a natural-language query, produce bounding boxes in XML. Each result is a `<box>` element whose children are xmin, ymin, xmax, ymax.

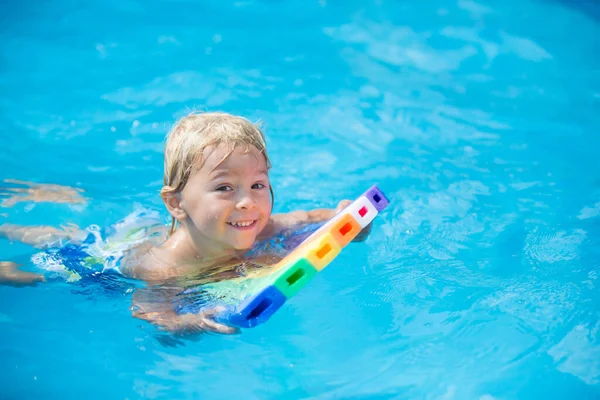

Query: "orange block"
<box><xmin>330</xmin><ymin>213</ymin><xmax>361</xmax><ymax>247</ymax></box>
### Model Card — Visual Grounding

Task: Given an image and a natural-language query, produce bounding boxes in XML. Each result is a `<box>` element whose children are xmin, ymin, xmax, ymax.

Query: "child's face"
<box><xmin>179</xmin><ymin>144</ymin><xmax>272</xmax><ymax>253</ymax></box>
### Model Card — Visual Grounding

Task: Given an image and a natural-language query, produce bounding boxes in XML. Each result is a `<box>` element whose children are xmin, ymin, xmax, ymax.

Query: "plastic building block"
<box><xmin>223</xmin><ymin>184</ymin><xmax>389</xmax><ymax>328</ymax></box>
<box><xmin>224</xmin><ymin>285</ymin><xmax>287</xmax><ymax>328</ymax></box>
<box><xmin>330</xmin><ymin>213</ymin><xmax>362</xmax><ymax>247</ymax></box>
<box><xmin>344</xmin><ymin>196</ymin><xmax>378</xmax><ymax>228</ymax></box>
<box><xmin>365</xmin><ymin>184</ymin><xmax>390</xmax><ymax>212</ymax></box>
<box><xmin>305</xmin><ymin>232</ymin><xmax>342</xmax><ymax>271</ymax></box>
<box><xmin>272</xmin><ymin>258</ymin><xmax>318</xmax><ymax>298</ymax></box>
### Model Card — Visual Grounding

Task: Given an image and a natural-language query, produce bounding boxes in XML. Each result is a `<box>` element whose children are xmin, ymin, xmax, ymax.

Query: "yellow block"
<box><xmin>305</xmin><ymin>232</ymin><xmax>341</xmax><ymax>271</ymax></box>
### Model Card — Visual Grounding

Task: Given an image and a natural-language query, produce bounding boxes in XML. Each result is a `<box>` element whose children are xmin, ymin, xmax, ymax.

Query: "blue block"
<box><xmin>224</xmin><ymin>286</ymin><xmax>286</xmax><ymax>328</ymax></box>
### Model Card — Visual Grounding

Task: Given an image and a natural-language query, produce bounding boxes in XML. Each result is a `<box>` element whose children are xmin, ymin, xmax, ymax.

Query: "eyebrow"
<box><xmin>209</xmin><ymin>170</ymin><xmax>232</xmax><ymax>180</ymax></box>
<box><xmin>209</xmin><ymin>169</ymin><xmax>269</xmax><ymax>181</ymax></box>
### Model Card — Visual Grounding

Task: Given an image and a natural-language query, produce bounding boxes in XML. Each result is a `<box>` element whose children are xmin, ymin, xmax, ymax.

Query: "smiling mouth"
<box><xmin>227</xmin><ymin>220</ymin><xmax>257</xmax><ymax>229</ymax></box>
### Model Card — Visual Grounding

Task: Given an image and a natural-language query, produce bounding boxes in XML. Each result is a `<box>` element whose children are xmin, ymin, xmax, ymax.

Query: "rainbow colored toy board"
<box><xmin>220</xmin><ymin>184</ymin><xmax>389</xmax><ymax>329</ymax></box>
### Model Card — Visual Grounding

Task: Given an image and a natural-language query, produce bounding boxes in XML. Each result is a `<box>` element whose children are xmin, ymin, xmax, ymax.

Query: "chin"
<box><xmin>232</xmin><ymin>240</ymin><xmax>255</xmax><ymax>250</ymax></box>
<box><xmin>227</xmin><ymin>232</ymin><xmax>258</xmax><ymax>251</ymax></box>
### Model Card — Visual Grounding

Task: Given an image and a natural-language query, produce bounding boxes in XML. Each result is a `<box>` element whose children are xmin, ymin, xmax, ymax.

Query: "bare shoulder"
<box><xmin>120</xmin><ymin>243</ymin><xmax>175</xmax><ymax>283</ymax></box>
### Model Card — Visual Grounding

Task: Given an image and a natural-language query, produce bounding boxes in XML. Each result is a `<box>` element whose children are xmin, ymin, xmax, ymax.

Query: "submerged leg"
<box><xmin>0</xmin><ymin>261</ymin><xmax>45</xmax><ymax>287</ymax></box>
<box><xmin>0</xmin><ymin>179</ymin><xmax>87</xmax><ymax>208</ymax></box>
<box><xmin>0</xmin><ymin>223</ymin><xmax>86</xmax><ymax>248</ymax></box>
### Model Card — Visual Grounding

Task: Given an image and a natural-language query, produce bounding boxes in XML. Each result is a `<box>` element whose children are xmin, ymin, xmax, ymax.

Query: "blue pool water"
<box><xmin>1</xmin><ymin>0</ymin><xmax>599</xmax><ymax>398</ymax></box>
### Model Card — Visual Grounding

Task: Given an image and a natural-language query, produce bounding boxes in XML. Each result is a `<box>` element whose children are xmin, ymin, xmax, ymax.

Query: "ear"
<box><xmin>161</xmin><ymin>187</ymin><xmax>187</xmax><ymax>221</ymax></box>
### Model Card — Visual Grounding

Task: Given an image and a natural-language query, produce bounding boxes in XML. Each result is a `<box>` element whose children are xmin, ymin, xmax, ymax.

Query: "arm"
<box><xmin>263</xmin><ymin>208</ymin><xmax>336</xmax><ymax>237</ymax></box>
<box><xmin>259</xmin><ymin>200</ymin><xmax>372</xmax><ymax>242</ymax></box>
<box><xmin>130</xmin><ymin>287</ymin><xmax>237</xmax><ymax>335</ymax></box>
<box><xmin>257</xmin><ymin>208</ymin><xmax>334</xmax><ymax>241</ymax></box>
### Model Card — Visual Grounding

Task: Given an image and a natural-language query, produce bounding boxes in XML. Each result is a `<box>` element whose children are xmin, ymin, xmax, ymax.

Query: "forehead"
<box><xmin>200</xmin><ymin>144</ymin><xmax>268</xmax><ymax>173</ymax></box>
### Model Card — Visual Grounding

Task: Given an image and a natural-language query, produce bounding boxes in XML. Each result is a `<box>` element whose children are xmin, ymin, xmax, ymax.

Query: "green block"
<box><xmin>273</xmin><ymin>258</ymin><xmax>318</xmax><ymax>299</ymax></box>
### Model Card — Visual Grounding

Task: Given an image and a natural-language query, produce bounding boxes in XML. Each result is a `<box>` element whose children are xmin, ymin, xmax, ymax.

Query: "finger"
<box><xmin>199</xmin><ymin>307</ymin><xmax>239</xmax><ymax>334</ymax></box>
<box><xmin>336</xmin><ymin>200</ymin><xmax>352</xmax><ymax>213</ymax></box>
<box><xmin>200</xmin><ymin>318</ymin><xmax>238</xmax><ymax>334</ymax></box>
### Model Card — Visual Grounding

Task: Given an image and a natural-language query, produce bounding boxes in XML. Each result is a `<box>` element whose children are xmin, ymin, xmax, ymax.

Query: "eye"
<box><xmin>216</xmin><ymin>185</ymin><xmax>233</xmax><ymax>192</ymax></box>
<box><xmin>252</xmin><ymin>182</ymin><xmax>266</xmax><ymax>190</ymax></box>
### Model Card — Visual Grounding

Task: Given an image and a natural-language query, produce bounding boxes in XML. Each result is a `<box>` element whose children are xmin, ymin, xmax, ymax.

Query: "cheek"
<box><xmin>259</xmin><ymin>194</ymin><xmax>273</xmax><ymax>214</ymax></box>
<box><xmin>190</xmin><ymin>204</ymin><xmax>226</xmax><ymax>224</ymax></box>
<box><xmin>203</xmin><ymin>213</ymin><xmax>220</xmax><ymax>223</ymax></box>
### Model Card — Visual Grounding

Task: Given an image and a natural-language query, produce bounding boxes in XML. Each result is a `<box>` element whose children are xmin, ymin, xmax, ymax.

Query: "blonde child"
<box><xmin>0</xmin><ymin>111</ymin><xmax>370</xmax><ymax>334</ymax></box>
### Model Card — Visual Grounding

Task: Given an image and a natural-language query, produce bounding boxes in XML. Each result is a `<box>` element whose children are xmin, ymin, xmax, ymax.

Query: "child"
<box><xmin>0</xmin><ymin>111</ymin><xmax>371</xmax><ymax>334</ymax></box>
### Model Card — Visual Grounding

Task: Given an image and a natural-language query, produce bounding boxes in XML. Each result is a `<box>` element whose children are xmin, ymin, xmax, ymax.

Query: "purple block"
<box><xmin>226</xmin><ymin>285</ymin><xmax>286</xmax><ymax>328</ymax></box>
<box><xmin>364</xmin><ymin>185</ymin><xmax>389</xmax><ymax>212</ymax></box>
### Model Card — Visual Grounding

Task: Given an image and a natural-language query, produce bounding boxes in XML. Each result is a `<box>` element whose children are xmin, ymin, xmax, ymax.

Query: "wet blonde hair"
<box><xmin>162</xmin><ymin>111</ymin><xmax>273</xmax><ymax>235</ymax></box>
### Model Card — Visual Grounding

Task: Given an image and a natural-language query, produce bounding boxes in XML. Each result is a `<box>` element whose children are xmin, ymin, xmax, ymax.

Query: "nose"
<box><xmin>235</xmin><ymin>191</ymin><xmax>257</xmax><ymax>210</ymax></box>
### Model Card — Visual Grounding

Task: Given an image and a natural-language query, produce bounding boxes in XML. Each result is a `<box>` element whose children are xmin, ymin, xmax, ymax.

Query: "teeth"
<box><xmin>230</xmin><ymin>220</ymin><xmax>254</xmax><ymax>227</ymax></box>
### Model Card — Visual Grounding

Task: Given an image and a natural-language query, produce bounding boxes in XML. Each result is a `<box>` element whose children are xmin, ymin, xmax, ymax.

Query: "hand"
<box><xmin>178</xmin><ymin>306</ymin><xmax>238</xmax><ymax>335</ymax></box>
<box><xmin>335</xmin><ymin>200</ymin><xmax>372</xmax><ymax>242</ymax></box>
<box><xmin>335</xmin><ymin>200</ymin><xmax>352</xmax><ymax>214</ymax></box>
<box><xmin>0</xmin><ymin>261</ymin><xmax>45</xmax><ymax>287</ymax></box>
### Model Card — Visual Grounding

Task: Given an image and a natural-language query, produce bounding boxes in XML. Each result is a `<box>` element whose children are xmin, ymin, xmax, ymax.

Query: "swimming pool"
<box><xmin>1</xmin><ymin>0</ymin><xmax>599</xmax><ymax>398</ymax></box>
